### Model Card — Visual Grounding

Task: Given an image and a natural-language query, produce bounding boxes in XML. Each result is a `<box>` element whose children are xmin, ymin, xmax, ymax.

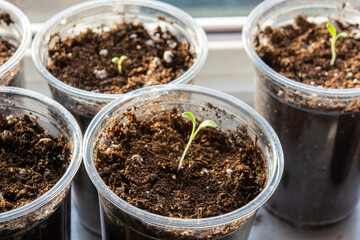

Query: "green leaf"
<box><xmin>182</xmin><ymin>112</ymin><xmax>196</xmax><ymax>137</ymax></box>
<box><xmin>326</xmin><ymin>23</ymin><xmax>337</xmax><ymax>36</ymax></box>
<box><xmin>193</xmin><ymin>119</ymin><xmax>218</xmax><ymax>139</ymax></box>
<box><xmin>119</xmin><ymin>55</ymin><xmax>128</xmax><ymax>62</ymax></box>
<box><xmin>182</xmin><ymin>112</ymin><xmax>196</xmax><ymax>126</ymax></box>
<box><xmin>198</xmin><ymin>120</ymin><xmax>218</xmax><ymax>131</ymax></box>
<box><xmin>112</xmin><ymin>57</ymin><xmax>120</xmax><ymax>63</ymax></box>
<box><xmin>337</xmin><ymin>32</ymin><xmax>348</xmax><ymax>38</ymax></box>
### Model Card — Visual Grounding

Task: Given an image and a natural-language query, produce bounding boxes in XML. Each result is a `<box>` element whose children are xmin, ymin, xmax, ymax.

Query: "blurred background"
<box><xmin>8</xmin><ymin>0</ymin><xmax>263</xmax><ymax>22</ymax></box>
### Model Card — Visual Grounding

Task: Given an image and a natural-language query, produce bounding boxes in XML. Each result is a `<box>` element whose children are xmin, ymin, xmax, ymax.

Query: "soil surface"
<box><xmin>95</xmin><ymin>107</ymin><xmax>267</xmax><ymax>219</ymax></box>
<box><xmin>255</xmin><ymin>15</ymin><xmax>360</xmax><ymax>89</ymax></box>
<box><xmin>47</xmin><ymin>21</ymin><xmax>195</xmax><ymax>94</ymax></box>
<box><xmin>0</xmin><ymin>39</ymin><xmax>16</xmax><ymax>67</ymax></box>
<box><xmin>0</xmin><ymin>113</ymin><xmax>70</xmax><ymax>213</ymax></box>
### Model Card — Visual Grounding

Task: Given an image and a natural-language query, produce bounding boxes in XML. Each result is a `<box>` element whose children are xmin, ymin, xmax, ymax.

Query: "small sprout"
<box><xmin>326</xmin><ymin>23</ymin><xmax>348</xmax><ymax>66</ymax></box>
<box><xmin>177</xmin><ymin>112</ymin><xmax>218</xmax><ymax>173</ymax></box>
<box><xmin>112</xmin><ymin>55</ymin><xmax>128</xmax><ymax>74</ymax></box>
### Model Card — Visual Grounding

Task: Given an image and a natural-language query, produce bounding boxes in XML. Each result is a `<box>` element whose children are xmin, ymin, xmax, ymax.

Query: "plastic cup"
<box><xmin>0</xmin><ymin>1</ymin><xmax>31</xmax><ymax>87</ymax></box>
<box><xmin>0</xmin><ymin>87</ymin><xmax>82</xmax><ymax>240</ymax></box>
<box><xmin>32</xmin><ymin>0</ymin><xmax>207</xmax><ymax>132</ymax></box>
<box><xmin>83</xmin><ymin>84</ymin><xmax>283</xmax><ymax>240</ymax></box>
<box><xmin>32</xmin><ymin>0</ymin><xmax>207</xmax><ymax>235</ymax></box>
<box><xmin>243</xmin><ymin>0</ymin><xmax>360</xmax><ymax>228</ymax></box>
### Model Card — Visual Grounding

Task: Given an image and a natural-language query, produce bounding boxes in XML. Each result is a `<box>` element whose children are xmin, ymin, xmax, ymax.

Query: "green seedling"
<box><xmin>326</xmin><ymin>23</ymin><xmax>348</xmax><ymax>66</ymax></box>
<box><xmin>112</xmin><ymin>55</ymin><xmax>128</xmax><ymax>74</ymax></box>
<box><xmin>177</xmin><ymin>112</ymin><xmax>218</xmax><ymax>173</ymax></box>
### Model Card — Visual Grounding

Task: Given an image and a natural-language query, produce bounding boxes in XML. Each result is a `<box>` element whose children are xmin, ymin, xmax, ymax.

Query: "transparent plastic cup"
<box><xmin>0</xmin><ymin>1</ymin><xmax>31</xmax><ymax>87</ymax></box>
<box><xmin>83</xmin><ymin>84</ymin><xmax>284</xmax><ymax>240</ymax></box>
<box><xmin>243</xmin><ymin>0</ymin><xmax>360</xmax><ymax>228</ymax></box>
<box><xmin>0</xmin><ymin>87</ymin><xmax>82</xmax><ymax>240</ymax></box>
<box><xmin>32</xmin><ymin>0</ymin><xmax>207</xmax><ymax>235</ymax></box>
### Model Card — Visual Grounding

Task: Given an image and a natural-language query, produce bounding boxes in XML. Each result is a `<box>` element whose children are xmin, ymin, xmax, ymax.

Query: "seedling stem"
<box><xmin>177</xmin><ymin>112</ymin><xmax>217</xmax><ymax>173</ymax></box>
<box><xmin>112</xmin><ymin>55</ymin><xmax>128</xmax><ymax>74</ymax></box>
<box><xmin>326</xmin><ymin>23</ymin><xmax>348</xmax><ymax>66</ymax></box>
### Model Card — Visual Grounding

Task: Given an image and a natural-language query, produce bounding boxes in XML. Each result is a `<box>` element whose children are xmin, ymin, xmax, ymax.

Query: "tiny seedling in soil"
<box><xmin>177</xmin><ymin>112</ymin><xmax>217</xmax><ymax>173</ymax></box>
<box><xmin>326</xmin><ymin>23</ymin><xmax>348</xmax><ymax>66</ymax></box>
<box><xmin>112</xmin><ymin>55</ymin><xmax>128</xmax><ymax>74</ymax></box>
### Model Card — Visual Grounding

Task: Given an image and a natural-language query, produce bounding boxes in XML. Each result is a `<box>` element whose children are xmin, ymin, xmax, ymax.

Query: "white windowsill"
<box><xmin>29</xmin><ymin>16</ymin><xmax>246</xmax><ymax>35</ymax></box>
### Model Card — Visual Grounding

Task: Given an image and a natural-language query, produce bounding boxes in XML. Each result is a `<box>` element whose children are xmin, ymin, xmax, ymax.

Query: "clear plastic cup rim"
<box><xmin>0</xmin><ymin>87</ymin><xmax>82</xmax><ymax>223</ymax></box>
<box><xmin>84</xmin><ymin>84</ymin><xmax>284</xmax><ymax>229</ymax></box>
<box><xmin>243</xmin><ymin>0</ymin><xmax>360</xmax><ymax>97</ymax></box>
<box><xmin>0</xmin><ymin>1</ymin><xmax>31</xmax><ymax>78</ymax></box>
<box><xmin>32</xmin><ymin>0</ymin><xmax>208</xmax><ymax>102</ymax></box>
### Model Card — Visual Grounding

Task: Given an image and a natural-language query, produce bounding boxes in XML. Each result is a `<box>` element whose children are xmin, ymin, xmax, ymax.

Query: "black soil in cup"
<box><xmin>256</xmin><ymin>85</ymin><xmax>360</xmax><ymax>226</ymax></box>
<box><xmin>49</xmin><ymin>87</ymin><xmax>102</xmax><ymax>235</ymax></box>
<box><xmin>254</xmin><ymin>16</ymin><xmax>360</xmax><ymax>227</ymax></box>
<box><xmin>69</xmin><ymin>109</ymin><xmax>93</xmax><ymax>134</ymax></box>
<box><xmin>0</xmin><ymin>113</ymin><xmax>71</xmax><ymax>239</ymax></box>
<box><xmin>100</xmin><ymin>198</ymin><xmax>257</xmax><ymax>240</ymax></box>
<box><xmin>94</xmin><ymin>107</ymin><xmax>267</xmax><ymax>239</ymax></box>
<box><xmin>0</xmin><ymin>194</ymin><xmax>71</xmax><ymax>240</ymax></box>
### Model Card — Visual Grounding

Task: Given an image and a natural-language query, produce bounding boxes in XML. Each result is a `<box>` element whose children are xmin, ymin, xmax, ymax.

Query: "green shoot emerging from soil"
<box><xmin>112</xmin><ymin>55</ymin><xmax>128</xmax><ymax>74</ymax></box>
<box><xmin>326</xmin><ymin>23</ymin><xmax>348</xmax><ymax>66</ymax></box>
<box><xmin>177</xmin><ymin>112</ymin><xmax>218</xmax><ymax>173</ymax></box>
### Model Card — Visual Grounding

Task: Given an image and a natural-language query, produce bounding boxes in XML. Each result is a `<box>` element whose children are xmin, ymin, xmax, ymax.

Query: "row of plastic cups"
<box><xmin>0</xmin><ymin>84</ymin><xmax>283</xmax><ymax>240</ymax></box>
<box><xmin>1</xmin><ymin>1</ymin><xmax>282</xmax><ymax>239</ymax></box>
<box><xmin>3</xmin><ymin>0</ymin><xmax>358</xmax><ymax>237</ymax></box>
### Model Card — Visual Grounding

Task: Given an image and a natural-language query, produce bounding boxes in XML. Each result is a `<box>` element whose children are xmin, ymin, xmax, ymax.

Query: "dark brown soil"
<box><xmin>0</xmin><ymin>12</ymin><xmax>14</xmax><ymax>25</ymax></box>
<box><xmin>47</xmin><ymin>21</ymin><xmax>195</xmax><ymax>94</ymax></box>
<box><xmin>255</xmin><ymin>15</ymin><xmax>360</xmax><ymax>89</ymax></box>
<box><xmin>95</xmin><ymin>107</ymin><xmax>267</xmax><ymax>219</ymax></box>
<box><xmin>0</xmin><ymin>39</ymin><xmax>16</xmax><ymax>67</ymax></box>
<box><xmin>0</xmin><ymin>113</ymin><xmax>70</xmax><ymax>213</ymax></box>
